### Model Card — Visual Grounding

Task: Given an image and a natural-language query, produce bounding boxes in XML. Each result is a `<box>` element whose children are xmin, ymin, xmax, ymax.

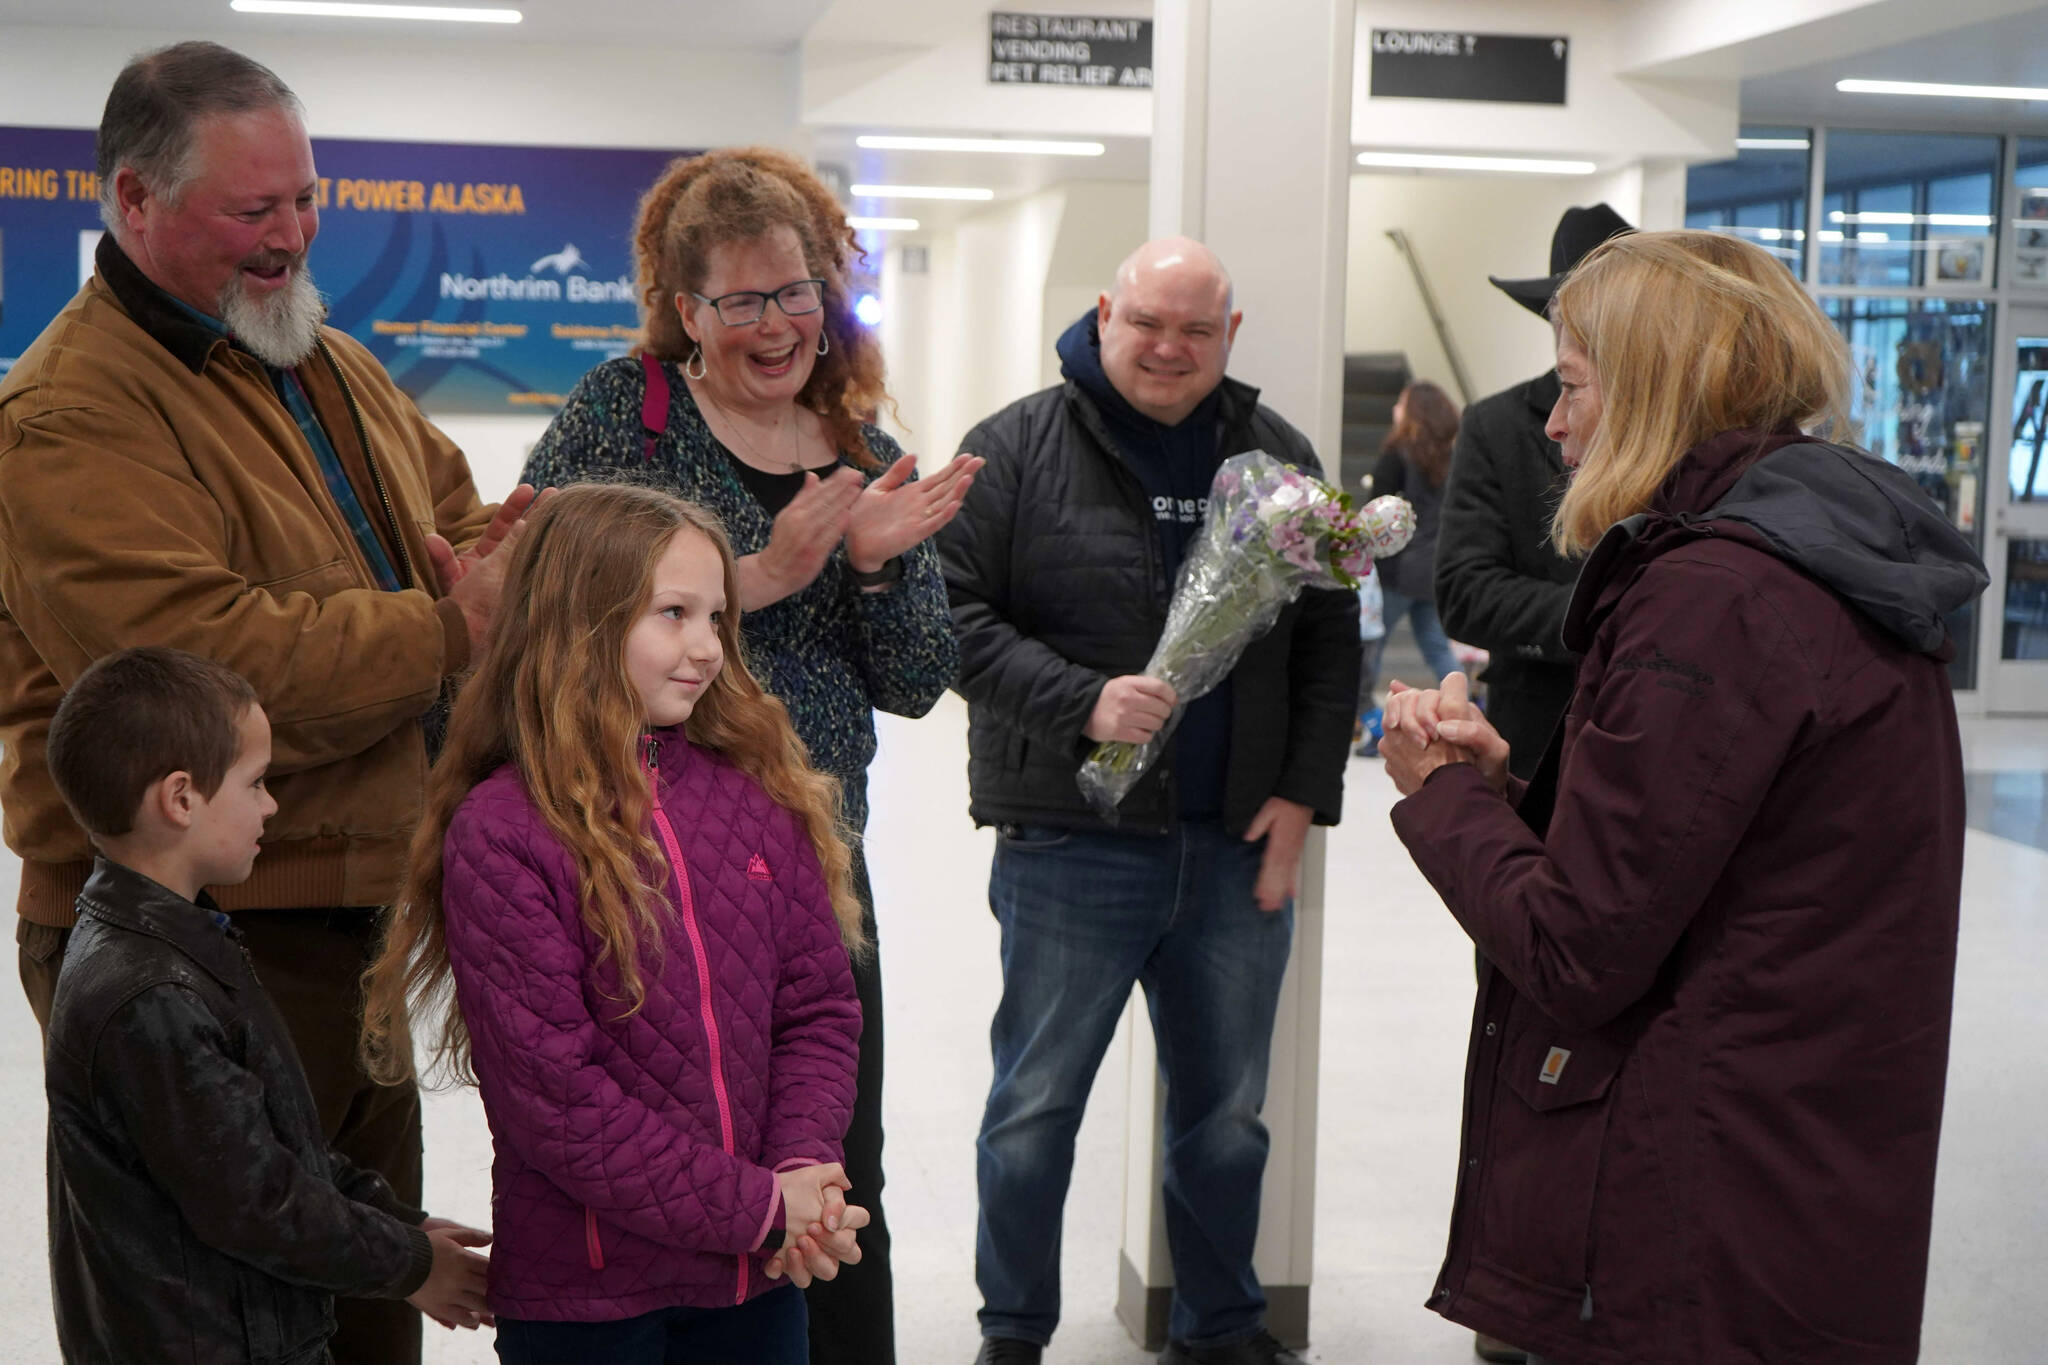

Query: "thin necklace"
<box><xmin>695</xmin><ymin>381</ymin><xmax>803</xmax><ymax>473</ymax></box>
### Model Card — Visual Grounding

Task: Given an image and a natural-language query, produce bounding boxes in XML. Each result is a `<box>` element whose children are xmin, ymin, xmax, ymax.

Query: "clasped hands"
<box><xmin>762</xmin><ymin>1161</ymin><xmax>870</xmax><ymax>1288</ymax></box>
<box><xmin>1378</xmin><ymin>671</ymin><xmax>1512</xmax><ymax>799</ymax></box>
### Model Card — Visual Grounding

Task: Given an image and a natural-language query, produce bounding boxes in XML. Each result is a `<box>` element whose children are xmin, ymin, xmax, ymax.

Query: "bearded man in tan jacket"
<box><xmin>0</xmin><ymin>41</ymin><xmax>537</xmax><ymax>1364</ymax></box>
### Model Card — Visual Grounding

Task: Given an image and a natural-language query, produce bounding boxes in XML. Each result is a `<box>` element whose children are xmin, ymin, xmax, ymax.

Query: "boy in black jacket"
<box><xmin>41</xmin><ymin>647</ymin><xmax>490</xmax><ymax>1364</ymax></box>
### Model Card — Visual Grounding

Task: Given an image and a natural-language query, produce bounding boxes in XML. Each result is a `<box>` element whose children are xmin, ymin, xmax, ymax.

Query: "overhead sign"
<box><xmin>0</xmin><ymin>125</ymin><xmax>697</xmax><ymax>414</ymax></box>
<box><xmin>989</xmin><ymin>12</ymin><xmax>1152</xmax><ymax>88</ymax></box>
<box><xmin>1368</xmin><ymin>30</ymin><xmax>1569</xmax><ymax>106</ymax></box>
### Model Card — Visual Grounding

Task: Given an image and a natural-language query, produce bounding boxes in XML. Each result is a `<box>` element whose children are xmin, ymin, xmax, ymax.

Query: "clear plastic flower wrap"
<box><xmin>1077</xmin><ymin>450</ymin><xmax>1415</xmax><ymax>818</ymax></box>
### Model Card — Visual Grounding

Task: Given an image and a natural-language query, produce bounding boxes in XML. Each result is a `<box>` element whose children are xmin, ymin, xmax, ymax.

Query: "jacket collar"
<box><xmin>74</xmin><ymin>856</ymin><xmax>245</xmax><ymax>991</ymax></box>
<box><xmin>1561</xmin><ymin>427</ymin><xmax>1805</xmax><ymax>652</ymax></box>
<box><xmin>96</xmin><ymin>234</ymin><xmax>235</xmax><ymax>376</ymax></box>
<box><xmin>1064</xmin><ymin>372</ymin><xmax>1263</xmax><ymax>456</ymax></box>
<box><xmin>1648</xmin><ymin>426</ymin><xmax>1806</xmax><ymax>519</ymax></box>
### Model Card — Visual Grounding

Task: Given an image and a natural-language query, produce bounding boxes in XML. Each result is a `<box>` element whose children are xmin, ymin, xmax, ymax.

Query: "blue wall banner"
<box><xmin>0</xmin><ymin>126</ymin><xmax>697</xmax><ymax>414</ymax></box>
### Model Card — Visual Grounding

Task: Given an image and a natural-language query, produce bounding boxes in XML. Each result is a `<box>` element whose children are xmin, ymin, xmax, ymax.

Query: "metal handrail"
<box><xmin>1386</xmin><ymin>228</ymin><xmax>1475</xmax><ymax>406</ymax></box>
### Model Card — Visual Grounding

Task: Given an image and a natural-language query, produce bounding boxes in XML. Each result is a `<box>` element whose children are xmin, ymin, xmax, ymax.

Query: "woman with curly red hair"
<box><xmin>522</xmin><ymin>146</ymin><xmax>978</xmax><ymax>1365</ymax></box>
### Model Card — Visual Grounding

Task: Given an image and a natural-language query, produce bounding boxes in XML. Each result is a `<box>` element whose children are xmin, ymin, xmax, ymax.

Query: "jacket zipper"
<box><xmin>317</xmin><ymin>339</ymin><xmax>419</xmax><ymax>590</ymax></box>
<box><xmin>643</xmin><ymin>736</ymin><xmax>749</xmax><ymax>1305</ymax></box>
<box><xmin>585</xmin><ymin>1207</ymin><xmax>605</xmax><ymax>1270</ymax></box>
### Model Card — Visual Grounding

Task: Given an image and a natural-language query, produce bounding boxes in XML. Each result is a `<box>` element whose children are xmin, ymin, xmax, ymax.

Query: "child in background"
<box><xmin>42</xmin><ymin>646</ymin><xmax>491</xmax><ymax>1365</ymax></box>
<box><xmin>362</xmin><ymin>484</ymin><xmax>869</xmax><ymax>1365</ymax></box>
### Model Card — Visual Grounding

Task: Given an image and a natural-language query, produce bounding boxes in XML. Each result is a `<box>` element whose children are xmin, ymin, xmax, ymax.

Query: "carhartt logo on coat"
<box><xmin>1612</xmin><ymin>645</ymin><xmax>1713</xmax><ymax>698</ymax></box>
<box><xmin>1538</xmin><ymin>1046</ymin><xmax>1572</xmax><ymax>1085</ymax></box>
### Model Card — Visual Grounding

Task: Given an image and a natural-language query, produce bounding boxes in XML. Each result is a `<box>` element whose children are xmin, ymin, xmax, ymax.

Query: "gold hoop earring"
<box><xmin>816</xmin><ymin>332</ymin><xmax>830</xmax><ymax>358</ymax></box>
<box><xmin>684</xmin><ymin>345</ymin><xmax>707</xmax><ymax>380</ymax></box>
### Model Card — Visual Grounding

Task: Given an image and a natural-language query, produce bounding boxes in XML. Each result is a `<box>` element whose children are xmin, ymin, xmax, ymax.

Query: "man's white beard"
<box><xmin>218</xmin><ymin>262</ymin><xmax>325</xmax><ymax>369</ymax></box>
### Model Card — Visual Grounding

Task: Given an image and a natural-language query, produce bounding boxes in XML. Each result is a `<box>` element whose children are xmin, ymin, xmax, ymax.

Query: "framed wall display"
<box><xmin>1935</xmin><ymin>237</ymin><xmax>1993</xmax><ymax>287</ymax></box>
<box><xmin>2015</xmin><ymin>189</ymin><xmax>2048</xmax><ymax>287</ymax></box>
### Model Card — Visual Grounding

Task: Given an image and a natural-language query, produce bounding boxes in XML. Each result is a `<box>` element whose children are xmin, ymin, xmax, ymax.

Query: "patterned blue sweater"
<box><xmin>521</xmin><ymin>357</ymin><xmax>958</xmax><ymax>832</ymax></box>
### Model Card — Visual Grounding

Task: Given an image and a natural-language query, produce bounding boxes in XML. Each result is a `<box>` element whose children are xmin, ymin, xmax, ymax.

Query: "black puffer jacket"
<box><xmin>1434</xmin><ymin>372</ymin><xmax>1582</xmax><ymax>776</ymax></box>
<box><xmin>940</xmin><ymin>375</ymin><xmax>1361</xmax><ymax>835</ymax></box>
<box><xmin>46</xmin><ymin>858</ymin><xmax>431</xmax><ymax>1365</ymax></box>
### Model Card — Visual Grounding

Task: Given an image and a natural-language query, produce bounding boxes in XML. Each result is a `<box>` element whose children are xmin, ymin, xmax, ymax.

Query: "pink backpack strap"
<box><xmin>639</xmin><ymin>352</ymin><xmax>670</xmax><ymax>462</ymax></box>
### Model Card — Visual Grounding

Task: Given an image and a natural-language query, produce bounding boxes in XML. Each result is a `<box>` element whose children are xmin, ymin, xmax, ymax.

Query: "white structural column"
<box><xmin>1116</xmin><ymin>0</ymin><xmax>1356</xmax><ymax>1351</ymax></box>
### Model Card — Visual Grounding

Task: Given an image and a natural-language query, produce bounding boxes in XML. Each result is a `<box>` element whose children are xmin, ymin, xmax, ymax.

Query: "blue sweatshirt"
<box><xmin>1057</xmin><ymin>310</ymin><xmax>1232</xmax><ymax>821</ymax></box>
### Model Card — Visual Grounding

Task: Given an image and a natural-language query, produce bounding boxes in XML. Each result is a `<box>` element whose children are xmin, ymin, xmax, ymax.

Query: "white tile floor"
<box><xmin>0</xmin><ymin>698</ymin><xmax>2040</xmax><ymax>1363</ymax></box>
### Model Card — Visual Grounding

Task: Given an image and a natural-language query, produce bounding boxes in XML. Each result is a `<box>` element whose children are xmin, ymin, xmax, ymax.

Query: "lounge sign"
<box><xmin>989</xmin><ymin>12</ymin><xmax>1153</xmax><ymax>88</ymax></box>
<box><xmin>1368</xmin><ymin>29</ymin><xmax>1569</xmax><ymax>106</ymax></box>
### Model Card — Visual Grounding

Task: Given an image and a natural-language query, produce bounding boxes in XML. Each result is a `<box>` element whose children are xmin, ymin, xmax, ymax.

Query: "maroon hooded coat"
<box><xmin>1392</xmin><ymin>430</ymin><xmax>1989</xmax><ymax>1364</ymax></box>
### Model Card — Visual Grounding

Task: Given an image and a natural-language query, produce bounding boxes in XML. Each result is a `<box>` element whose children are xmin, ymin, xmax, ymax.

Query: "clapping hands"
<box><xmin>1378</xmin><ymin>671</ymin><xmax>1511</xmax><ymax>798</ymax></box>
<box><xmin>764</xmin><ymin>1162</ymin><xmax>870</xmax><ymax>1288</ymax></box>
<box><xmin>845</xmin><ymin>453</ymin><xmax>983</xmax><ymax>574</ymax></box>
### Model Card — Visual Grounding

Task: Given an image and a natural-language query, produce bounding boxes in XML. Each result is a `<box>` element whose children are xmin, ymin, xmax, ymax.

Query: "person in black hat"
<box><xmin>1434</xmin><ymin>203</ymin><xmax>1633</xmax><ymax>785</ymax></box>
<box><xmin>1430</xmin><ymin>202</ymin><xmax>1631</xmax><ymax>1365</ymax></box>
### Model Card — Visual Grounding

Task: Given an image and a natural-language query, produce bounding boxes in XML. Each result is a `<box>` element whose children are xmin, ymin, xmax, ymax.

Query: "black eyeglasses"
<box><xmin>691</xmin><ymin>278</ymin><xmax>827</xmax><ymax>326</ymax></box>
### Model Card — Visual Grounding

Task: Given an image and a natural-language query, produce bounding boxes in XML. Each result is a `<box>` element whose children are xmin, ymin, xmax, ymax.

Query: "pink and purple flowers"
<box><xmin>1079</xmin><ymin>451</ymin><xmax>1415</xmax><ymax>815</ymax></box>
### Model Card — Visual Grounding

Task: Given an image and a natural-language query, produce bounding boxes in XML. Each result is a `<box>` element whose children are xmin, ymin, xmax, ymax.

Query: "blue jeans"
<box><xmin>1361</xmin><ymin>587</ymin><xmax>1463</xmax><ymax>709</ymax></box>
<box><xmin>975</xmin><ymin>820</ymin><xmax>1293</xmax><ymax>1349</ymax></box>
<box><xmin>494</xmin><ymin>1285</ymin><xmax>807</xmax><ymax>1364</ymax></box>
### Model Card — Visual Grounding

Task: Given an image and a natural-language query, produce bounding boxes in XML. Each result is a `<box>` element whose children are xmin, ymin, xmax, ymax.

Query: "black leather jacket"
<box><xmin>939</xmin><ymin>375</ymin><xmax>1362</xmax><ymax>835</ymax></box>
<box><xmin>45</xmin><ymin>859</ymin><xmax>431</xmax><ymax>1364</ymax></box>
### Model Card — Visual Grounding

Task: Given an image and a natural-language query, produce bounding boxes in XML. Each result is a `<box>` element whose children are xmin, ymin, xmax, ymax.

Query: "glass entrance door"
<box><xmin>1987</xmin><ymin>306</ymin><xmax>2048</xmax><ymax>711</ymax></box>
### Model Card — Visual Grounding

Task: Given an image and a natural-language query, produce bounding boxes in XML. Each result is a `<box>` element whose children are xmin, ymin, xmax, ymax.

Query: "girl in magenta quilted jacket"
<box><xmin>363</xmin><ymin>483</ymin><xmax>869</xmax><ymax>1364</ymax></box>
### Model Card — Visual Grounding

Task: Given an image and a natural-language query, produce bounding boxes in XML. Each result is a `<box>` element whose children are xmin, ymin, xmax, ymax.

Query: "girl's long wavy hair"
<box><xmin>631</xmin><ymin>146</ymin><xmax>896</xmax><ymax>468</ymax></box>
<box><xmin>361</xmin><ymin>483</ymin><xmax>865</xmax><ymax>1087</ymax></box>
<box><xmin>1384</xmin><ymin>380</ymin><xmax>1460</xmax><ymax>490</ymax></box>
<box><xmin>1549</xmin><ymin>229</ymin><xmax>1852</xmax><ymax>555</ymax></box>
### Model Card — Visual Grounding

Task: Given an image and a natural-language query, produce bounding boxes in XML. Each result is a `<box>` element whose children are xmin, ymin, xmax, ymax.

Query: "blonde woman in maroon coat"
<box><xmin>1379</xmin><ymin>230</ymin><xmax>1988</xmax><ymax>1365</ymax></box>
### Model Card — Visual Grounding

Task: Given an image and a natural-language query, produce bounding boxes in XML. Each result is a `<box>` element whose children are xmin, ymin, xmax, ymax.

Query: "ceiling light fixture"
<box><xmin>1838</xmin><ymin>77</ymin><xmax>2048</xmax><ymax>101</ymax></box>
<box><xmin>1735</xmin><ymin>137</ymin><xmax>1810</xmax><ymax>151</ymax></box>
<box><xmin>230</xmin><ymin>0</ymin><xmax>522</xmax><ymax>20</ymax></box>
<box><xmin>847</xmin><ymin>216</ymin><xmax>921</xmax><ymax>231</ymax></box>
<box><xmin>856</xmin><ymin>135</ymin><xmax>1105</xmax><ymax>157</ymax></box>
<box><xmin>849</xmin><ymin>184</ymin><xmax>995</xmax><ymax>201</ymax></box>
<box><xmin>1356</xmin><ymin>151</ymin><xmax>1596</xmax><ymax>175</ymax></box>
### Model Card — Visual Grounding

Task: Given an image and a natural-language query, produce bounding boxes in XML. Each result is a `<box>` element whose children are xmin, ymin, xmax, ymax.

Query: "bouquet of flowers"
<box><xmin>1077</xmin><ymin>450</ymin><xmax>1415</xmax><ymax>817</ymax></box>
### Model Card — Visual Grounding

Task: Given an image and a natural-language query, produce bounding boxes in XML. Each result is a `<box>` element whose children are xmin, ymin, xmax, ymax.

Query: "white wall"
<box><xmin>1345</xmin><ymin>164</ymin><xmax>1646</xmax><ymax>403</ymax></box>
<box><xmin>0</xmin><ymin>26</ymin><xmax>800</xmax><ymax>146</ymax></box>
<box><xmin>1354</xmin><ymin>0</ymin><xmax>1736</xmax><ymax>163</ymax></box>
<box><xmin>902</xmin><ymin>187</ymin><xmax>1067</xmax><ymax>464</ymax></box>
<box><xmin>1038</xmin><ymin>179</ymin><xmax>1150</xmax><ymax>388</ymax></box>
<box><xmin>803</xmin><ymin>0</ymin><xmax>1740</xmax><ymax>165</ymax></box>
<box><xmin>898</xmin><ymin>160</ymin><xmax>1663</xmax><ymax>471</ymax></box>
<box><xmin>803</xmin><ymin>0</ymin><xmax>1153</xmax><ymax>137</ymax></box>
<box><xmin>0</xmin><ymin>24</ymin><xmax>803</xmax><ymax>493</ymax></box>
<box><xmin>881</xmin><ymin>178</ymin><xmax>1148</xmax><ymax>468</ymax></box>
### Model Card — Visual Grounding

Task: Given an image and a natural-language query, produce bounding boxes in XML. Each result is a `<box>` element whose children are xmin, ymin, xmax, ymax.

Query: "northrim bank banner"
<box><xmin>0</xmin><ymin>126</ymin><xmax>697</xmax><ymax>414</ymax></box>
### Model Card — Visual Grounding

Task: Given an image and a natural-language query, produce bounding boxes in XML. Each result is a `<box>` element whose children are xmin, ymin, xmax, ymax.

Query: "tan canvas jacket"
<box><xmin>0</xmin><ymin>238</ymin><xmax>494</xmax><ymax>925</ymax></box>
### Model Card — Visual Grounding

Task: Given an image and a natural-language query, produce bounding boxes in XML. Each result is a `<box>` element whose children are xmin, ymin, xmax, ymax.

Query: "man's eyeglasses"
<box><xmin>692</xmin><ymin>279</ymin><xmax>827</xmax><ymax>327</ymax></box>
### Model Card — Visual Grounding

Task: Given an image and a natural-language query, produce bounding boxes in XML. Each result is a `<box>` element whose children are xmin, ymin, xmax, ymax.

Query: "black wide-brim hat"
<box><xmin>1489</xmin><ymin>202</ymin><xmax>1635</xmax><ymax>318</ymax></box>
